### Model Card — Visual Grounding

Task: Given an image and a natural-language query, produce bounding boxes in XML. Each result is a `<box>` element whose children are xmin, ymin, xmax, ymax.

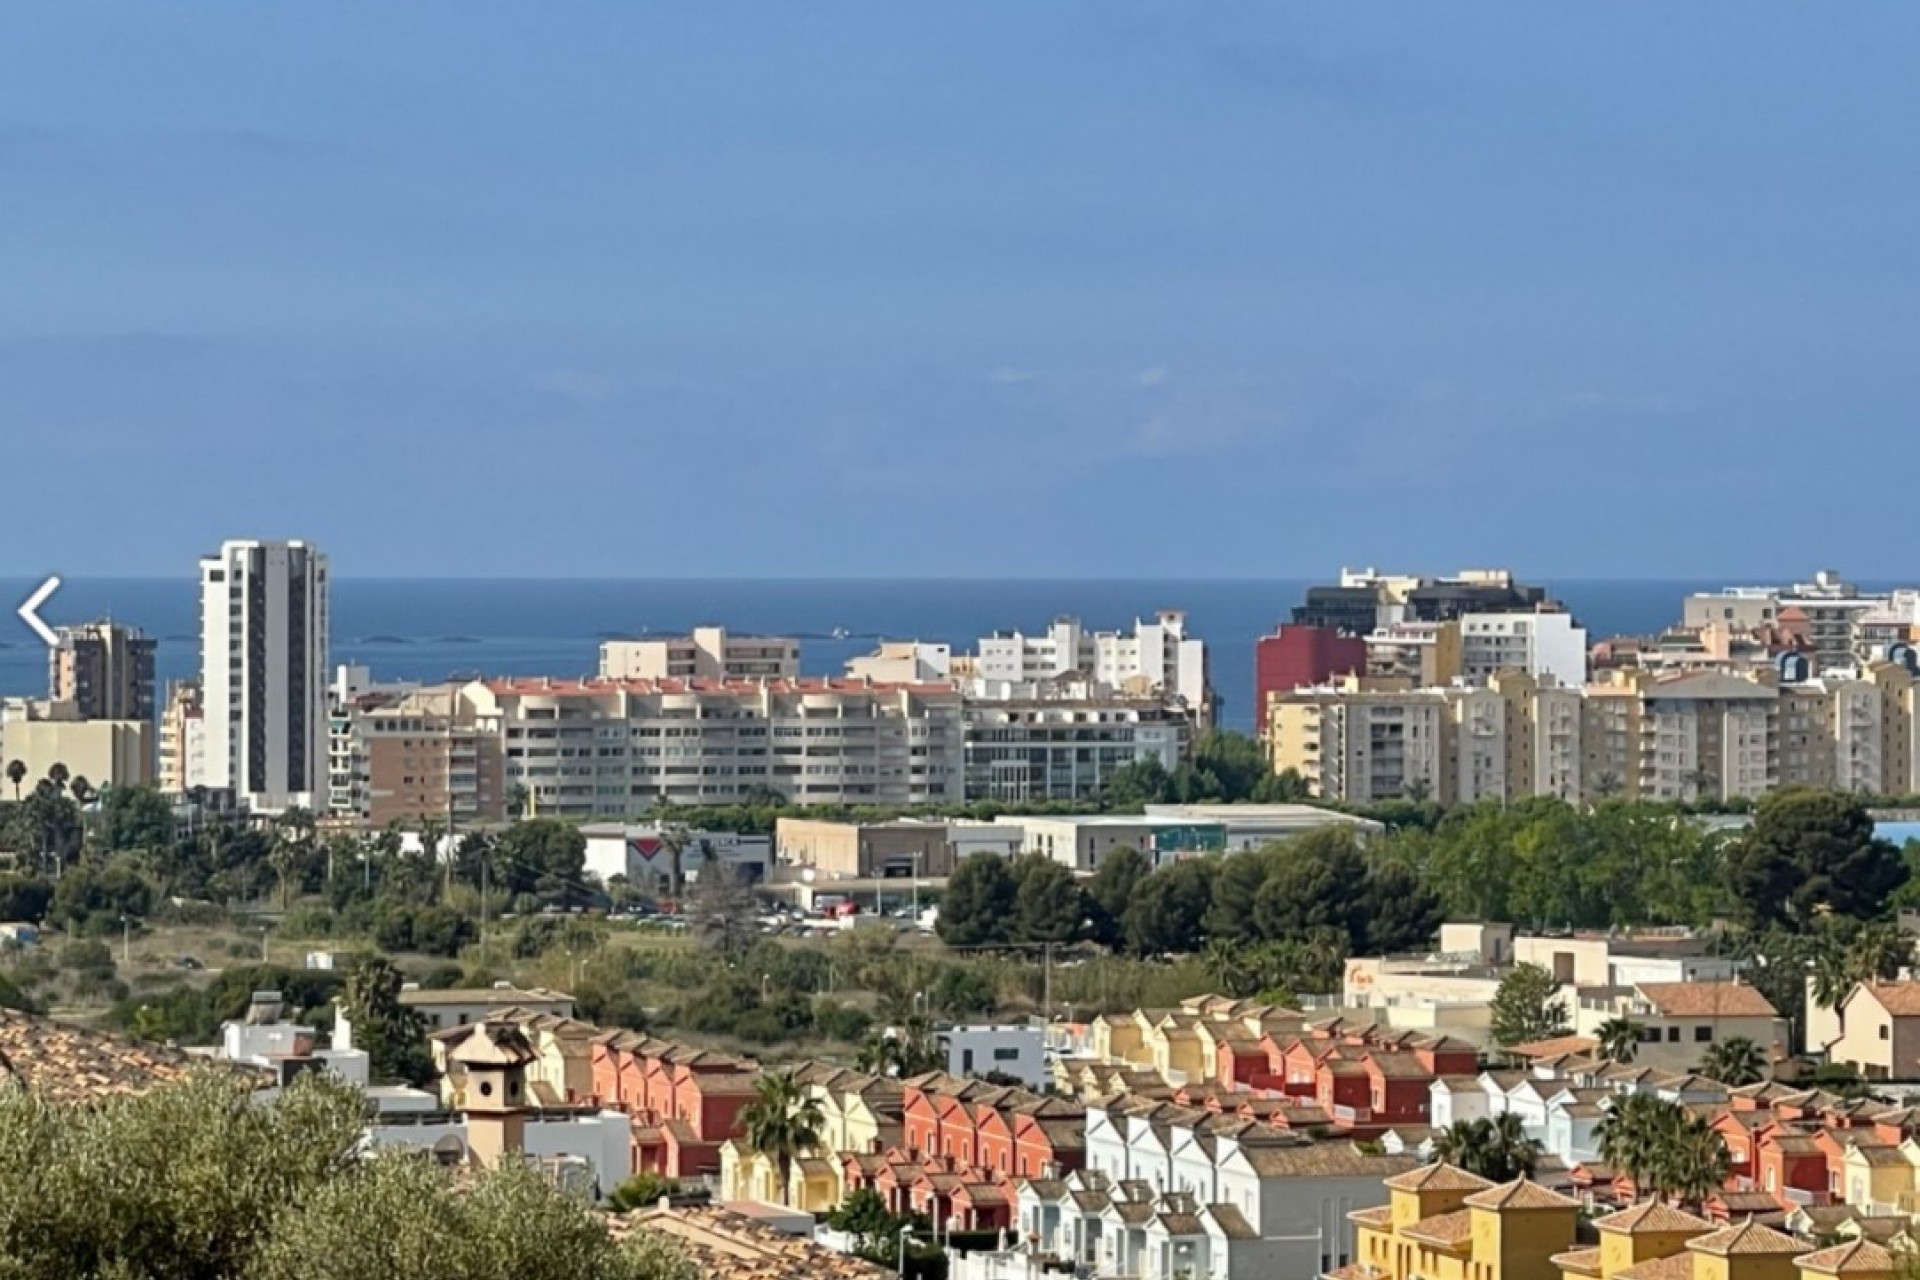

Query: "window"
<box><xmin>993</xmin><ymin>1047</ymin><xmax>1021</xmax><ymax>1062</ymax></box>
<box><xmin>1881</xmin><ymin>1025</ymin><xmax>1891</xmax><ymax>1041</ymax></box>
<box><xmin>1666</xmin><ymin>1026</ymin><xmax>1681</xmax><ymax>1043</ymax></box>
<box><xmin>1694</xmin><ymin>1026</ymin><xmax>1714</xmax><ymax>1043</ymax></box>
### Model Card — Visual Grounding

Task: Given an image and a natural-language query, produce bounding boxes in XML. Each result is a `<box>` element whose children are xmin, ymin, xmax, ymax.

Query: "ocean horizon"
<box><xmin>0</xmin><ymin>575</ymin><xmax>1874</xmax><ymax>733</ymax></box>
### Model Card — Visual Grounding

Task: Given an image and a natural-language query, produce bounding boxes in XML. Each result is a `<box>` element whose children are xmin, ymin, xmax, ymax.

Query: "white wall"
<box><xmin>942</xmin><ymin>1024</ymin><xmax>1048</xmax><ymax>1089</ymax></box>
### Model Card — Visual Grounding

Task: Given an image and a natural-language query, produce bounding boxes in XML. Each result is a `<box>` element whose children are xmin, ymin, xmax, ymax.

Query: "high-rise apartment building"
<box><xmin>1457</xmin><ymin>610</ymin><xmax>1587</xmax><ymax>688</ymax></box>
<box><xmin>197</xmin><ymin>539</ymin><xmax>329</xmax><ymax>810</ymax></box>
<box><xmin>49</xmin><ymin>622</ymin><xmax>157</xmax><ymax>722</ymax></box>
<box><xmin>157</xmin><ymin>679</ymin><xmax>204</xmax><ymax>795</ymax></box>
<box><xmin>598</xmin><ymin>627</ymin><xmax>799</xmax><ymax>681</ymax></box>
<box><xmin>974</xmin><ymin>611</ymin><xmax>1210</xmax><ymax>721</ymax></box>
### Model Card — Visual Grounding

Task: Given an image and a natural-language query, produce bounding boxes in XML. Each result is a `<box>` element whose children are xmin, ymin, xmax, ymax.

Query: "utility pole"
<box><xmin>1043</xmin><ymin>942</ymin><xmax>1054</xmax><ymax>1026</ymax></box>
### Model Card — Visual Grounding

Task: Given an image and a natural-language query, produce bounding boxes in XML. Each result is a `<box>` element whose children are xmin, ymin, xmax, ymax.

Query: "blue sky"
<box><xmin>5</xmin><ymin>3</ymin><xmax>1919</xmax><ymax>578</ymax></box>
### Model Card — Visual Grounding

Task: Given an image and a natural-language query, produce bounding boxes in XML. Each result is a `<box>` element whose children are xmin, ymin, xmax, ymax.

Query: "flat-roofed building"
<box><xmin>598</xmin><ymin>626</ymin><xmax>799</xmax><ymax>681</ymax></box>
<box><xmin>0</xmin><ymin>698</ymin><xmax>153</xmax><ymax>790</ymax></box>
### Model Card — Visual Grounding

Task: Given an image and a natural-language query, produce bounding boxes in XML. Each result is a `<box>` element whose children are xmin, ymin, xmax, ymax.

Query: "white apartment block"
<box><xmin>844</xmin><ymin>641</ymin><xmax>953</xmax><ymax>682</ymax></box>
<box><xmin>197</xmin><ymin>539</ymin><xmax>329</xmax><ymax>811</ymax></box>
<box><xmin>462</xmin><ymin>676</ymin><xmax>964</xmax><ymax>818</ymax></box>
<box><xmin>1458</xmin><ymin>610</ymin><xmax>1587</xmax><ymax>687</ymax></box>
<box><xmin>1683</xmin><ymin>571</ymin><xmax>1920</xmax><ymax>671</ymax></box>
<box><xmin>974</xmin><ymin>612</ymin><xmax>1210</xmax><ymax>721</ymax></box>
<box><xmin>598</xmin><ymin>626</ymin><xmax>799</xmax><ymax>681</ymax></box>
<box><xmin>963</xmin><ymin>698</ymin><xmax>1188</xmax><ymax>803</ymax></box>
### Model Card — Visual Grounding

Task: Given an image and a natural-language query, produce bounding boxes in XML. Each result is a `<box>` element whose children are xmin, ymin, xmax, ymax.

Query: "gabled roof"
<box><xmin>1851</xmin><ymin>983</ymin><xmax>1920</xmax><ymax>1018</ymax></box>
<box><xmin>1594</xmin><ymin>1202</ymin><xmax>1713</xmax><ymax>1235</ymax></box>
<box><xmin>1614</xmin><ymin>1255</ymin><xmax>1700</xmax><ymax>1280</ymax></box>
<box><xmin>1462</xmin><ymin>1179</ymin><xmax>1581</xmax><ymax>1211</ymax></box>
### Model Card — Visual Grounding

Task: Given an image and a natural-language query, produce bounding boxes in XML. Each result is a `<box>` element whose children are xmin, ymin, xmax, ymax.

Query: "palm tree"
<box><xmin>46</xmin><ymin>762</ymin><xmax>69</xmax><ymax>796</ymax></box>
<box><xmin>741</xmin><ymin>1070</ymin><xmax>825</xmax><ymax>1206</ymax></box>
<box><xmin>4</xmin><ymin>759</ymin><xmax>24</xmax><ymax>801</ymax></box>
<box><xmin>1596</xmin><ymin>1093</ymin><xmax>1668</xmax><ymax>1191</ymax></box>
<box><xmin>1845</xmin><ymin>921</ymin><xmax>1912</xmax><ymax>985</ymax></box>
<box><xmin>68</xmin><ymin>776</ymin><xmax>93</xmax><ymax>807</ymax></box>
<box><xmin>1658</xmin><ymin>1111</ymin><xmax>1732</xmax><ymax>1209</ymax></box>
<box><xmin>1596</xmin><ymin>1017</ymin><xmax>1644</xmax><ymax>1065</ymax></box>
<box><xmin>270</xmin><ymin>807</ymin><xmax>316</xmax><ymax>911</ymax></box>
<box><xmin>657</xmin><ymin>814</ymin><xmax>691</xmax><ymax>903</ymax></box>
<box><xmin>1431</xmin><ymin>1114</ymin><xmax>1541</xmax><ymax>1182</ymax></box>
<box><xmin>1699</xmin><ymin>1036</ymin><xmax>1767</xmax><ymax>1087</ymax></box>
<box><xmin>506</xmin><ymin>783</ymin><xmax>531</xmax><ymax>820</ymax></box>
<box><xmin>1200</xmin><ymin>939</ymin><xmax>1252</xmax><ymax>998</ymax></box>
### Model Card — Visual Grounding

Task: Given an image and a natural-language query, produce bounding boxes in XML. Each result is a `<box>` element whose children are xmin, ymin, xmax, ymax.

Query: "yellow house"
<box><xmin>1091</xmin><ymin>1012</ymin><xmax>1154</xmax><ymax>1068</ymax></box>
<box><xmin>1148</xmin><ymin>1012</ymin><xmax>1207</xmax><ymax>1083</ymax></box>
<box><xmin>1684</xmin><ymin>1221</ymin><xmax>1810</xmax><ymax>1280</ymax></box>
<box><xmin>1794</xmin><ymin>1241</ymin><xmax>1898</xmax><ymax>1280</ymax></box>
<box><xmin>1347</xmin><ymin>1163</ymin><xmax>1580</xmax><ymax>1280</ymax></box>
<box><xmin>1555</xmin><ymin>1203</ymin><xmax>1713</xmax><ymax>1280</ymax></box>
<box><xmin>430</xmin><ymin>1008</ymin><xmax>597</xmax><ymax>1107</ymax></box>
<box><xmin>718</xmin><ymin>1141</ymin><xmax>843</xmax><ymax>1215</ymax></box>
<box><xmin>1840</xmin><ymin>1143</ymin><xmax>1920</xmax><ymax>1214</ymax></box>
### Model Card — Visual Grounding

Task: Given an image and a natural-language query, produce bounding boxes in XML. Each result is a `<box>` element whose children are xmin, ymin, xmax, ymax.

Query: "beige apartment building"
<box><xmin>0</xmin><ymin>698</ymin><xmax>153</xmax><ymax>790</ymax></box>
<box><xmin>328</xmin><ymin>684</ymin><xmax>508</xmax><ymax>826</ymax></box>
<box><xmin>1270</xmin><ymin>661</ymin><xmax>1920</xmax><ymax>805</ymax></box>
<box><xmin>157</xmin><ymin>679</ymin><xmax>203</xmax><ymax>794</ymax></box>
<box><xmin>598</xmin><ymin>626</ymin><xmax>799</xmax><ymax>681</ymax></box>
<box><xmin>464</xmin><ymin>675</ymin><xmax>965</xmax><ymax>819</ymax></box>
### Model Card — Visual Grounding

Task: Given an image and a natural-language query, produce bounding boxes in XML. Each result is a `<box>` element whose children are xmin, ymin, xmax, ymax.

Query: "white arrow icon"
<box><xmin>17</xmin><ymin>576</ymin><xmax>59</xmax><ymax>648</ymax></box>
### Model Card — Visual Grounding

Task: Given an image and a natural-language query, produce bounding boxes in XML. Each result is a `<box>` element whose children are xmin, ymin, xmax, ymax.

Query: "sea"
<box><xmin>0</xmin><ymin>577</ymin><xmax>1762</xmax><ymax>734</ymax></box>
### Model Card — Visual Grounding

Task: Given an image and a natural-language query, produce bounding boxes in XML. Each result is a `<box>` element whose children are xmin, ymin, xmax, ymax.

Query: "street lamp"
<box><xmin>119</xmin><ymin>914</ymin><xmax>135</xmax><ymax>967</ymax></box>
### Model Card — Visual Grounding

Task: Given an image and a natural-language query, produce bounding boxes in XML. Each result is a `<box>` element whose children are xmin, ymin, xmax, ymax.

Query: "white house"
<box><xmin>940</xmin><ymin>1023</ymin><xmax>1049</xmax><ymax>1089</ymax></box>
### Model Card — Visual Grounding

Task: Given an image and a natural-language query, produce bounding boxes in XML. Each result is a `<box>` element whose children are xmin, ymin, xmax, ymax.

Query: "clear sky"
<box><xmin>5</xmin><ymin>3</ymin><xmax>1919</xmax><ymax>578</ymax></box>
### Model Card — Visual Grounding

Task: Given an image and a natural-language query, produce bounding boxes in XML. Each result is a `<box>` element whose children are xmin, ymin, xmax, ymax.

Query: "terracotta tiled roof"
<box><xmin>0</xmin><ymin>1008</ymin><xmax>256</xmax><ymax>1103</ymax></box>
<box><xmin>1463</xmin><ymin>1178</ymin><xmax>1581</xmax><ymax>1211</ymax></box>
<box><xmin>1854</xmin><ymin>983</ymin><xmax>1920</xmax><ymax>1017</ymax></box>
<box><xmin>1595</xmin><ymin>1202</ymin><xmax>1713</xmax><ymax>1235</ymax></box>
<box><xmin>1384</xmin><ymin>1162</ymin><xmax>1496</xmax><ymax>1193</ymax></box>
<box><xmin>1349</xmin><ymin>1205</ymin><xmax>1395</xmax><ymax>1228</ymax></box>
<box><xmin>1634</xmin><ymin>982</ymin><xmax>1778</xmax><ymax>1018</ymax></box>
<box><xmin>1239</xmin><ymin>1145</ymin><xmax>1417</xmax><ymax>1179</ymax></box>
<box><xmin>1513</xmin><ymin>1034</ymin><xmax>1600</xmax><ymax>1058</ymax></box>
<box><xmin>1400</xmin><ymin>1210</ymin><xmax>1473</xmax><ymax>1247</ymax></box>
<box><xmin>1794</xmin><ymin>1240</ymin><xmax>1900</xmax><ymax>1275</ymax></box>
<box><xmin>1615</xmin><ymin>1254</ymin><xmax>1699</xmax><ymax>1280</ymax></box>
<box><xmin>1552</xmin><ymin>1248</ymin><xmax>1603</xmax><ymax>1276</ymax></box>
<box><xmin>612</xmin><ymin>1206</ymin><xmax>891</xmax><ymax>1280</ymax></box>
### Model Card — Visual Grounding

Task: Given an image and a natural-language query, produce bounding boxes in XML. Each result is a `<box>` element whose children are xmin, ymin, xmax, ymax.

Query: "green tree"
<box><xmin>99</xmin><ymin>784</ymin><xmax>177</xmax><ymax>853</ymax></box>
<box><xmin>1085</xmin><ymin>845</ymin><xmax>1150</xmax><ymax>948</ymax></box>
<box><xmin>4</xmin><ymin>758</ymin><xmax>23</xmax><ymax>800</ymax></box>
<box><xmin>855</xmin><ymin>1016</ymin><xmax>940</xmax><ymax>1078</ymax></box>
<box><xmin>1699</xmin><ymin>1035</ymin><xmax>1768</xmax><ymax>1087</ymax></box>
<box><xmin>339</xmin><ymin>955</ymin><xmax>433</xmax><ymax>1085</ymax></box>
<box><xmin>1012</xmin><ymin>856</ymin><xmax>1087</xmax><ymax>944</ymax></box>
<box><xmin>493</xmin><ymin>818</ymin><xmax>591</xmax><ymax>905</ymax></box>
<box><xmin>1431</xmin><ymin>1113</ymin><xmax>1541</xmax><ymax>1182</ymax></box>
<box><xmin>1595</xmin><ymin>1017</ymin><xmax>1644</xmax><ymax>1065</ymax></box>
<box><xmin>608</xmin><ymin>1172</ymin><xmax>682</xmax><ymax>1212</ymax></box>
<box><xmin>1122</xmin><ymin>859</ymin><xmax>1216</xmax><ymax>956</ymax></box>
<box><xmin>1724</xmin><ymin>789</ymin><xmax>1907</xmax><ymax>930</ymax></box>
<box><xmin>936</xmin><ymin>854</ymin><xmax>1018</xmax><ymax>947</ymax></box>
<box><xmin>1489</xmin><ymin>962</ymin><xmax>1569</xmax><ymax>1046</ymax></box>
<box><xmin>1102</xmin><ymin>758</ymin><xmax>1173</xmax><ymax>808</ymax></box>
<box><xmin>741</xmin><ymin>1070</ymin><xmax>824</xmax><ymax>1207</ymax></box>
<box><xmin>255</xmin><ymin>1139</ymin><xmax>694</xmax><ymax>1280</ymax></box>
<box><xmin>825</xmin><ymin>1186</ymin><xmax>914</xmax><ymax>1262</ymax></box>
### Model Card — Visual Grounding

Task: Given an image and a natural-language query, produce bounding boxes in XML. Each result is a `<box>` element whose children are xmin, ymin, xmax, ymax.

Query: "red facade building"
<box><xmin>1253</xmin><ymin>626</ymin><xmax>1367</xmax><ymax>733</ymax></box>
